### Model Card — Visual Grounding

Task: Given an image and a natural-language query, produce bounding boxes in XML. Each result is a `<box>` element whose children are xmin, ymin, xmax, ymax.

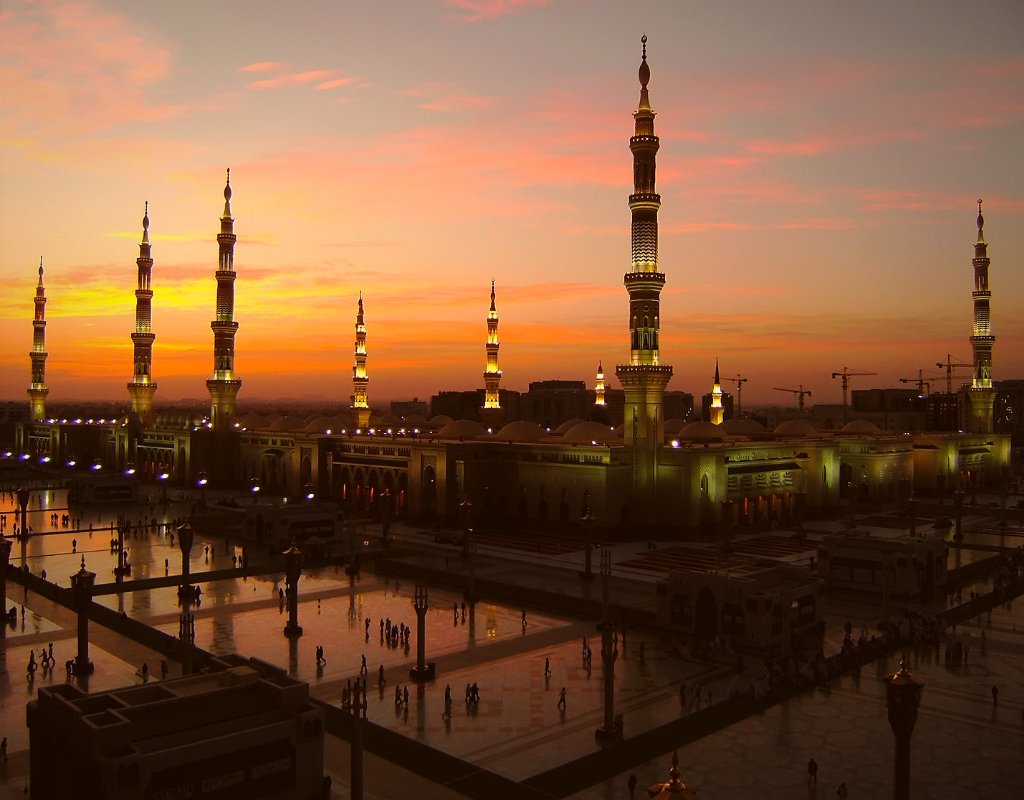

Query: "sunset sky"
<box><xmin>2</xmin><ymin>0</ymin><xmax>1022</xmax><ymax>408</ymax></box>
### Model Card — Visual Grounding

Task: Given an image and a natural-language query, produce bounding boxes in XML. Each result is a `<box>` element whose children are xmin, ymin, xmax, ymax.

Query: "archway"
<box><xmin>421</xmin><ymin>465</ymin><xmax>437</xmax><ymax>518</ymax></box>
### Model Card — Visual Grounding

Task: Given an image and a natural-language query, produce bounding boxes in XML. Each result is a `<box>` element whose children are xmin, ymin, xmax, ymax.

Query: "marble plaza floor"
<box><xmin>0</xmin><ymin>486</ymin><xmax>1022</xmax><ymax>799</ymax></box>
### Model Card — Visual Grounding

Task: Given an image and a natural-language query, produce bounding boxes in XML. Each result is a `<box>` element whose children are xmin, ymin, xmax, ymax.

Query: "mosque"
<box><xmin>13</xmin><ymin>40</ymin><xmax>1011</xmax><ymax>538</ymax></box>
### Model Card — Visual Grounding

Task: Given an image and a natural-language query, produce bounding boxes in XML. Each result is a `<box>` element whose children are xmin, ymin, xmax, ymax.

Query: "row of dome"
<box><xmin>230</xmin><ymin>412</ymin><xmax>884</xmax><ymax>442</ymax></box>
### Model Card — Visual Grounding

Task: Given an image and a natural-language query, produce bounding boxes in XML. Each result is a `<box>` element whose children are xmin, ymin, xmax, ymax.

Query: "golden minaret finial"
<box><xmin>222</xmin><ymin>168</ymin><xmax>232</xmax><ymax>218</ymax></box>
<box><xmin>38</xmin><ymin>256</ymin><xmax>43</xmax><ymax>284</ymax></box>
<box><xmin>976</xmin><ymin>197</ymin><xmax>985</xmax><ymax>243</ymax></box>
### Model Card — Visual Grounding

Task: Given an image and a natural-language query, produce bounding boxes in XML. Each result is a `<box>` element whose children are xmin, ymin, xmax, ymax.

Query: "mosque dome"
<box><xmin>493</xmin><ymin>420</ymin><xmax>547</xmax><ymax>443</ymax></box>
<box><xmin>403</xmin><ymin>414</ymin><xmax>429</xmax><ymax>427</ymax></box>
<box><xmin>664</xmin><ymin>418</ymin><xmax>687</xmax><ymax>435</ymax></box>
<box><xmin>436</xmin><ymin>419</ymin><xmax>486</xmax><ymax>440</ymax></box>
<box><xmin>721</xmin><ymin>417</ymin><xmax>768</xmax><ymax>436</ymax></box>
<box><xmin>561</xmin><ymin>421</ymin><xmax>620</xmax><ymax>444</ymax></box>
<box><xmin>774</xmin><ymin>418</ymin><xmax>819</xmax><ymax>437</ymax></box>
<box><xmin>678</xmin><ymin>421</ymin><xmax>724</xmax><ymax>442</ymax></box>
<box><xmin>428</xmin><ymin>415</ymin><xmax>453</xmax><ymax>427</ymax></box>
<box><xmin>841</xmin><ymin>419</ymin><xmax>881</xmax><ymax>435</ymax></box>
<box><xmin>554</xmin><ymin>418</ymin><xmax>585</xmax><ymax>435</ymax></box>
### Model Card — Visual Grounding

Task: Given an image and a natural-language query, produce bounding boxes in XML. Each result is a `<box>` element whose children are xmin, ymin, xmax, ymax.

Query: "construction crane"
<box><xmin>831</xmin><ymin>367</ymin><xmax>877</xmax><ymax>421</ymax></box>
<box><xmin>935</xmin><ymin>354</ymin><xmax>973</xmax><ymax>394</ymax></box>
<box><xmin>899</xmin><ymin>370</ymin><xmax>942</xmax><ymax>397</ymax></box>
<box><xmin>774</xmin><ymin>385</ymin><xmax>812</xmax><ymax>412</ymax></box>
<box><xmin>724</xmin><ymin>374</ymin><xmax>748</xmax><ymax>415</ymax></box>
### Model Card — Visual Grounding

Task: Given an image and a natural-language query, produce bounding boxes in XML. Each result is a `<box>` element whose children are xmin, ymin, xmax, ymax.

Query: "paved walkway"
<box><xmin>0</xmin><ymin>486</ymin><xmax>1022</xmax><ymax>798</ymax></box>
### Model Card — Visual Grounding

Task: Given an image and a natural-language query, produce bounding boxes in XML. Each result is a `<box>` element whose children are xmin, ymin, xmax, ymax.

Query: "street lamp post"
<box><xmin>953</xmin><ymin>487</ymin><xmax>965</xmax><ymax>542</ymax></box>
<box><xmin>409</xmin><ymin>583</ymin><xmax>435</xmax><ymax>681</ymax></box>
<box><xmin>178</xmin><ymin>523</ymin><xmax>195</xmax><ymax>675</ymax></box>
<box><xmin>886</xmin><ymin>658</ymin><xmax>924</xmax><ymax>800</ymax></box>
<box><xmin>580</xmin><ymin>508</ymin><xmax>595</xmax><ymax>581</ymax></box>
<box><xmin>15</xmin><ymin>487</ymin><xmax>30</xmax><ymax>539</ymax></box>
<box><xmin>71</xmin><ymin>557</ymin><xmax>96</xmax><ymax>676</ymax></box>
<box><xmin>595</xmin><ymin>550</ymin><xmax>618</xmax><ymax>741</ymax></box>
<box><xmin>345</xmin><ymin>676</ymin><xmax>368</xmax><ymax>800</ymax></box>
<box><xmin>283</xmin><ymin>545</ymin><xmax>303</xmax><ymax>638</ymax></box>
<box><xmin>0</xmin><ymin>536</ymin><xmax>11</xmax><ymax>639</ymax></box>
<box><xmin>198</xmin><ymin>472</ymin><xmax>208</xmax><ymax>505</ymax></box>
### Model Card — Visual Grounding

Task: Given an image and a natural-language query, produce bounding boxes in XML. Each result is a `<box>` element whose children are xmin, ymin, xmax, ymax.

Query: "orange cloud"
<box><xmin>444</xmin><ymin>0</ymin><xmax>552</xmax><ymax>23</ymax></box>
<box><xmin>246</xmin><ymin>69</ymin><xmax>340</xmax><ymax>90</ymax></box>
<box><xmin>0</xmin><ymin>0</ymin><xmax>177</xmax><ymax>138</ymax></box>
<box><xmin>239</xmin><ymin>61</ymin><xmax>288</xmax><ymax>73</ymax></box>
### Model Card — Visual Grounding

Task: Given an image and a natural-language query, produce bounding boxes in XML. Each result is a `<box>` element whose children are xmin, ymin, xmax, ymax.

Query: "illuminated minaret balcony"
<box><xmin>206</xmin><ymin>169</ymin><xmax>242</xmax><ymax>431</ymax></box>
<box><xmin>967</xmin><ymin>199</ymin><xmax>996</xmax><ymax>435</ymax></box>
<box><xmin>127</xmin><ymin>202</ymin><xmax>158</xmax><ymax>426</ymax></box>
<box><xmin>615</xmin><ymin>36</ymin><xmax>672</xmax><ymax>523</ymax></box>
<box><xmin>352</xmin><ymin>292</ymin><xmax>370</xmax><ymax>428</ymax></box>
<box><xmin>481</xmin><ymin>280</ymin><xmax>505</xmax><ymax>427</ymax></box>
<box><xmin>28</xmin><ymin>257</ymin><xmax>49</xmax><ymax>422</ymax></box>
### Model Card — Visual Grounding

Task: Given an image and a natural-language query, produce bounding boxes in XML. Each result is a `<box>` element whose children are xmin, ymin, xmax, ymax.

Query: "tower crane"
<box><xmin>831</xmin><ymin>367</ymin><xmax>877</xmax><ymax>422</ymax></box>
<box><xmin>774</xmin><ymin>385</ymin><xmax>812</xmax><ymax>412</ymax></box>
<box><xmin>935</xmin><ymin>354</ymin><xmax>973</xmax><ymax>394</ymax></box>
<box><xmin>724</xmin><ymin>374</ymin><xmax>748</xmax><ymax>415</ymax></box>
<box><xmin>899</xmin><ymin>370</ymin><xmax>941</xmax><ymax>397</ymax></box>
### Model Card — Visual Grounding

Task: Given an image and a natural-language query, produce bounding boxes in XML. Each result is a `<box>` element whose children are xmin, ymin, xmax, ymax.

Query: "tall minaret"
<box><xmin>967</xmin><ymin>199</ymin><xmax>996</xmax><ymax>434</ymax></box>
<box><xmin>352</xmin><ymin>292</ymin><xmax>370</xmax><ymax>428</ymax></box>
<box><xmin>206</xmin><ymin>169</ymin><xmax>242</xmax><ymax>431</ymax></box>
<box><xmin>595</xmin><ymin>361</ymin><xmax>606</xmax><ymax>406</ymax></box>
<box><xmin>127</xmin><ymin>202</ymin><xmax>157</xmax><ymax>426</ymax></box>
<box><xmin>28</xmin><ymin>257</ymin><xmax>49</xmax><ymax>422</ymax></box>
<box><xmin>709</xmin><ymin>359</ymin><xmax>724</xmax><ymax>425</ymax></box>
<box><xmin>615</xmin><ymin>36</ymin><xmax>673</xmax><ymax>522</ymax></box>
<box><xmin>480</xmin><ymin>280</ymin><xmax>504</xmax><ymax>426</ymax></box>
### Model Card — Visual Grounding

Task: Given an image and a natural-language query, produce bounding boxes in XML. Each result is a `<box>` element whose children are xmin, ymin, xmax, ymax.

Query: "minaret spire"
<box><xmin>966</xmin><ymin>198</ymin><xmax>996</xmax><ymax>433</ymax></box>
<box><xmin>206</xmin><ymin>168</ymin><xmax>242</xmax><ymax>431</ymax></box>
<box><xmin>28</xmin><ymin>257</ymin><xmax>49</xmax><ymax>422</ymax></box>
<box><xmin>616</xmin><ymin>36</ymin><xmax>673</xmax><ymax>523</ymax></box>
<box><xmin>352</xmin><ymin>292</ymin><xmax>370</xmax><ymax>428</ymax></box>
<box><xmin>127</xmin><ymin>201</ymin><xmax>157</xmax><ymax>425</ymax></box>
<box><xmin>481</xmin><ymin>280</ymin><xmax>504</xmax><ymax>426</ymax></box>
<box><xmin>709</xmin><ymin>359</ymin><xmax>724</xmax><ymax>425</ymax></box>
<box><xmin>595</xmin><ymin>361</ymin><xmax>606</xmax><ymax>406</ymax></box>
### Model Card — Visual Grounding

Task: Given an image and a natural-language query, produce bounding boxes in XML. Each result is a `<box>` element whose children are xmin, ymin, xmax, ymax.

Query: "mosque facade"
<box><xmin>13</xmin><ymin>42</ymin><xmax>1011</xmax><ymax>537</ymax></box>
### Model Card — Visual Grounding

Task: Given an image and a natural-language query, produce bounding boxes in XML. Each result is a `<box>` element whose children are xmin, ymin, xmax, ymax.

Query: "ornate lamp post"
<box><xmin>177</xmin><ymin>523</ymin><xmax>195</xmax><ymax>674</ymax></box>
<box><xmin>409</xmin><ymin>582</ymin><xmax>435</xmax><ymax>681</ymax></box>
<box><xmin>197</xmin><ymin>472</ymin><xmax>208</xmax><ymax>505</ymax></box>
<box><xmin>345</xmin><ymin>676</ymin><xmax>368</xmax><ymax>800</ymax></box>
<box><xmin>15</xmin><ymin>487</ymin><xmax>30</xmax><ymax>539</ymax></box>
<box><xmin>580</xmin><ymin>508</ymin><xmax>595</xmax><ymax>581</ymax></box>
<box><xmin>0</xmin><ymin>536</ymin><xmax>11</xmax><ymax>639</ymax></box>
<box><xmin>953</xmin><ymin>486</ymin><xmax>965</xmax><ymax>542</ymax></box>
<box><xmin>459</xmin><ymin>497</ymin><xmax>472</xmax><ymax>558</ymax></box>
<box><xmin>595</xmin><ymin>550</ymin><xmax>618</xmax><ymax>741</ymax></box>
<box><xmin>71</xmin><ymin>557</ymin><xmax>96</xmax><ymax>676</ymax></box>
<box><xmin>283</xmin><ymin>545</ymin><xmax>303</xmax><ymax>637</ymax></box>
<box><xmin>886</xmin><ymin>658</ymin><xmax>924</xmax><ymax>800</ymax></box>
<box><xmin>465</xmin><ymin>534</ymin><xmax>478</xmax><ymax>604</ymax></box>
<box><xmin>114</xmin><ymin>519</ymin><xmax>131</xmax><ymax>579</ymax></box>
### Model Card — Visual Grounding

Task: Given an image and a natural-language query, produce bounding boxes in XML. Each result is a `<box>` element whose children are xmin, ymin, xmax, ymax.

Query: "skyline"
<box><xmin>2</xmin><ymin>1</ymin><xmax>1023</xmax><ymax>407</ymax></box>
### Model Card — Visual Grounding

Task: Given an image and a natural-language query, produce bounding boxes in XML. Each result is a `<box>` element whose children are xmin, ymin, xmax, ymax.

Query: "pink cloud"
<box><xmin>246</xmin><ymin>69</ymin><xmax>339</xmax><ymax>90</ymax></box>
<box><xmin>444</xmin><ymin>0</ymin><xmax>552</xmax><ymax>23</ymax></box>
<box><xmin>0</xmin><ymin>0</ymin><xmax>176</xmax><ymax>137</ymax></box>
<box><xmin>239</xmin><ymin>61</ymin><xmax>288</xmax><ymax>73</ymax></box>
<box><xmin>316</xmin><ymin>77</ymin><xmax>359</xmax><ymax>91</ymax></box>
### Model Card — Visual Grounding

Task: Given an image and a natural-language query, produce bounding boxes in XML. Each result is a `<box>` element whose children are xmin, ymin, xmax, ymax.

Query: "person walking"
<box><xmin>557</xmin><ymin>687</ymin><xmax>567</xmax><ymax>709</ymax></box>
<box><xmin>544</xmin><ymin>657</ymin><xmax>551</xmax><ymax>677</ymax></box>
<box><xmin>627</xmin><ymin>773</ymin><xmax>637</xmax><ymax>800</ymax></box>
<box><xmin>807</xmin><ymin>758</ymin><xmax>818</xmax><ymax>787</ymax></box>
<box><xmin>836</xmin><ymin>782</ymin><xmax>848</xmax><ymax>799</ymax></box>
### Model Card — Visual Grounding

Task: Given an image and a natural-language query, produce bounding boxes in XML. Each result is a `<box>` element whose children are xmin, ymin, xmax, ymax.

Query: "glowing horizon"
<box><xmin>2</xmin><ymin>1</ymin><xmax>1022</xmax><ymax>408</ymax></box>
